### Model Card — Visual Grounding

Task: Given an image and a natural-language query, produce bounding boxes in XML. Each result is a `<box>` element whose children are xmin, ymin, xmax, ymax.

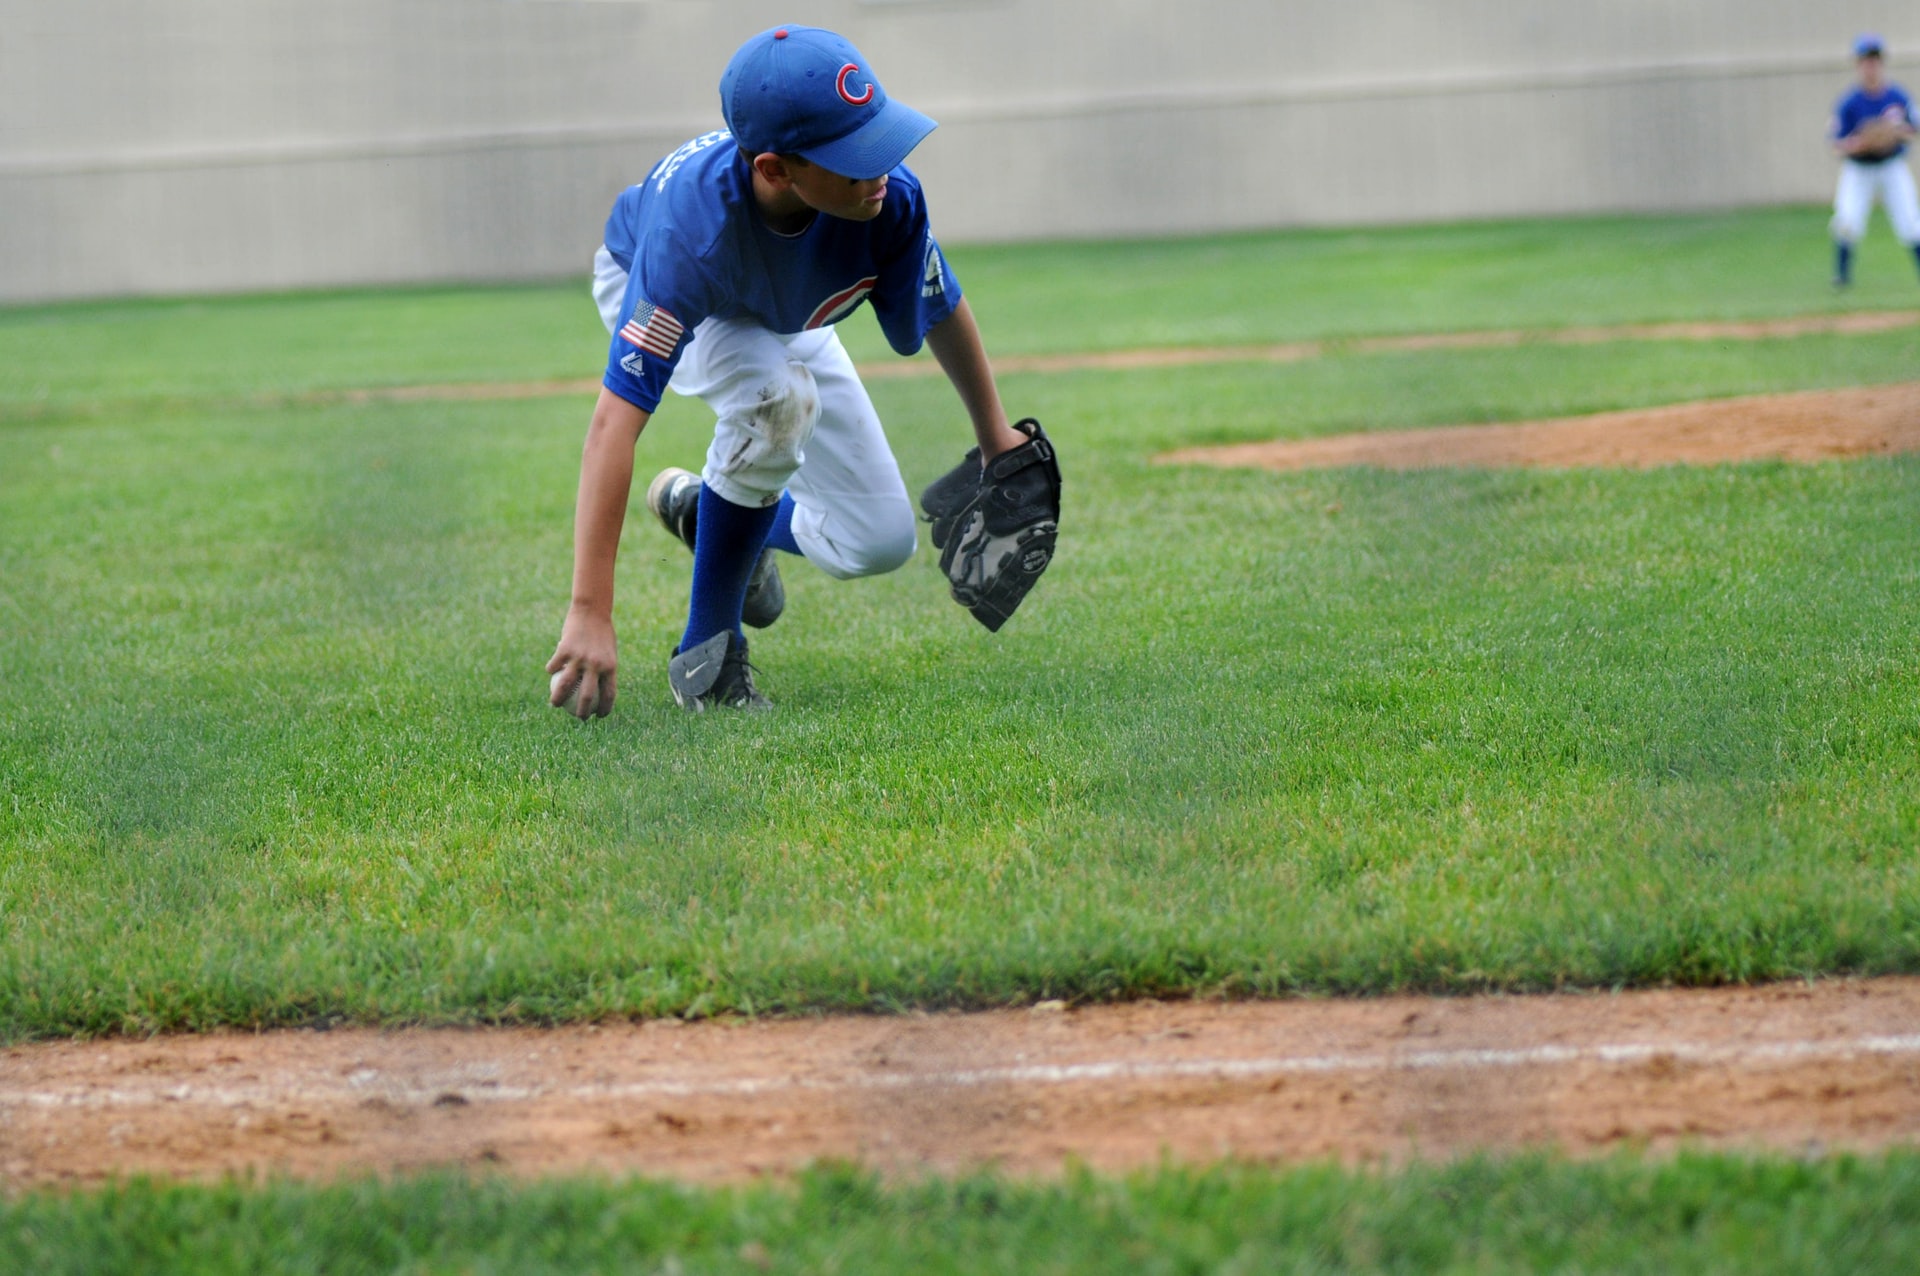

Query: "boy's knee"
<box><xmin>707</xmin><ymin>360</ymin><xmax>822</xmax><ymax>504</ymax></box>
<box><xmin>729</xmin><ymin>360</ymin><xmax>820</xmax><ymax>475</ymax></box>
<box><xmin>754</xmin><ymin>360</ymin><xmax>822</xmax><ymax>464</ymax></box>
<box><xmin>847</xmin><ymin>514</ymin><xmax>918</xmax><ymax>577</ymax></box>
<box><xmin>803</xmin><ymin>504</ymin><xmax>919</xmax><ymax>579</ymax></box>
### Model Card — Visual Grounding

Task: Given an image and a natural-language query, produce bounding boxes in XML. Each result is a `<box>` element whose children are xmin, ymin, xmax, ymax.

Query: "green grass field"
<box><xmin>4</xmin><ymin>206</ymin><xmax>1918</xmax><ymax>1037</ymax></box>
<box><xmin>4</xmin><ymin>205</ymin><xmax>1920</xmax><ymax>1265</ymax></box>
<box><xmin>7</xmin><ymin>1154</ymin><xmax>1920</xmax><ymax>1275</ymax></box>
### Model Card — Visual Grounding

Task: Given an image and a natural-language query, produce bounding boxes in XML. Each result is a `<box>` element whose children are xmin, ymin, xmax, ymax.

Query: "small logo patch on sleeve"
<box><xmin>922</xmin><ymin>238</ymin><xmax>947</xmax><ymax>298</ymax></box>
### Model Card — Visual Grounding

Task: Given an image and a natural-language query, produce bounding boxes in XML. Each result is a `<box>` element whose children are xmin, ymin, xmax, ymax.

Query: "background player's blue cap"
<box><xmin>720</xmin><ymin>25</ymin><xmax>937</xmax><ymax>180</ymax></box>
<box><xmin>1854</xmin><ymin>34</ymin><xmax>1885</xmax><ymax>58</ymax></box>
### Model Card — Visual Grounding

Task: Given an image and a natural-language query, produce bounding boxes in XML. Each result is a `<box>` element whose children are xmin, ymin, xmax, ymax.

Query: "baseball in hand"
<box><xmin>550</xmin><ymin>667</ymin><xmax>584</xmax><ymax>715</ymax></box>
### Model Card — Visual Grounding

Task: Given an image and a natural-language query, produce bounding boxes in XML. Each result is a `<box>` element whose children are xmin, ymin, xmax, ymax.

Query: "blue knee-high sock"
<box><xmin>1911</xmin><ymin>243</ymin><xmax>1920</xmax><ymax>277</ymax></box>
<box><xmin>765</xmin><ymin>492</ymin><xmax>803</xmax><ymax>556</ymax></box>
<box><xmin>1835</xmin><ymin>241</ymin><xmax>1853</xmax><ymax>283</ymax></box>
<box><xmin>680</xmin><ymin>484</ymin><xmax>777</xmax><ymax>652</ymax></box>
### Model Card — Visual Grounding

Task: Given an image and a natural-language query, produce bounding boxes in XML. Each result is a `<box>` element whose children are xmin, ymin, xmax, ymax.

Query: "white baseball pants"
<box><xmin>593</xmin><ymin>246</ymin><xmax>918</xmax><ymax>580</ymax></box>
<box><xmin>1831</xmin><ymin>157</ymin><xmax>1920</xmax><ymax>245</ymax></box>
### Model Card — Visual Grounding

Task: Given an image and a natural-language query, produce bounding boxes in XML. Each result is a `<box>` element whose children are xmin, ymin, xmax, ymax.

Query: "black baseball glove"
<box><xmin>919</xmin><ymin>418</ymin><xmax>1061</xmax><ymax>632</ymax></box>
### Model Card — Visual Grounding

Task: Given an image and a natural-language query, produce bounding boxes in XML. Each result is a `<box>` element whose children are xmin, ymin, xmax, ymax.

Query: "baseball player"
<box><xmin>1829</xmin><ymin>34</ymin><xmax>1920</xmax><ymax>288</ymax></box>
<box><xmin>546</xmin><ymin>25</ymin><xmax>1060</xmax><ymax>716</ymax></box>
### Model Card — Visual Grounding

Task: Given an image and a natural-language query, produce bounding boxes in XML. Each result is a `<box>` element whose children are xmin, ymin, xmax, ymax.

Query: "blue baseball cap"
<box><xmin>720</xmin><ymin>26</ymin><xmax>937</xmax><ymax>180</ymax></box>
<box><xmin>1855</xmin><ymin>33</ymin><xmax>1885</xmax><ymax>58</ymax></box>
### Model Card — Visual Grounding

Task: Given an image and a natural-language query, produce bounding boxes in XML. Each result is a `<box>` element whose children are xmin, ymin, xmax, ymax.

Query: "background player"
<box><xmin>545</xmin><ymin>25</ymin><xmax>1033</xmax><ymax>716</ymax></box>
<box><xmin>1829</xmin><ymin>33</ymin><xmax>1920</xmax><ymax>288</ymax></box>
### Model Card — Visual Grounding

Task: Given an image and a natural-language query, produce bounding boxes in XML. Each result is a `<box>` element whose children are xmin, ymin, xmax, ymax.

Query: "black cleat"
<box><xmin>667</xmin><ymin>630</ymin><xmax>771</xmax><ymax>712</ymax></box>
<box><xmin>645</xmin><ymin>467</ymin><xmax>785</xmax><ymax>629</ymax></box>
<box><xmin>646</xmin><ymin>465</ymin><xmax>701</xmax><ymax>548</ymax></box>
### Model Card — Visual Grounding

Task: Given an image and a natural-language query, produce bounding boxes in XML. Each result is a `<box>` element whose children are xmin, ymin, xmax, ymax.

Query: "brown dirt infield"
<box><xmin>1156</xmin><ymin>381</ymin><xmax>1920</xmax><ymax>473</ymax></box>
<box><xmin>5</xmin><ymin>979</ymin><xmax>1919</xmax><ymax>1186</ymax></box>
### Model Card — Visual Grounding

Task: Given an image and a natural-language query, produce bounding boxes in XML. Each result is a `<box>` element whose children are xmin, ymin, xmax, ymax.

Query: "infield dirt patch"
<box><xmin>5</xmin><ymin>979</ymin><xmax>1919</xmax><ymax>1187</ymax></box>
<box><xmin>1157</xmin><ymin>381</ymin><xmax>1920</xmax><ymax>472</ymax></box>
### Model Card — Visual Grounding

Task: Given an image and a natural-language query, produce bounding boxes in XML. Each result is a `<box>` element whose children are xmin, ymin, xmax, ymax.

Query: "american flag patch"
<box><xmin>619</xmin><ymin>299</ymin><xmax>684</xmax><ymax>360</ymax></box>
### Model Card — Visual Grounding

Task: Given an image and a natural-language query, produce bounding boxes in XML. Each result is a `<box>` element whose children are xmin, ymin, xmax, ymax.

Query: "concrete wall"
<box><xmin>2</xmin><ymin>0</ymin><xmax>1913</xmax><ymax>302</ymax></box>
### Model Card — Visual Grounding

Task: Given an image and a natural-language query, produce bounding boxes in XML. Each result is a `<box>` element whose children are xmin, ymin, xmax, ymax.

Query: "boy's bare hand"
<box><xmin>546</xmin><ymin>607</ymin><xmax>619</xmax><ymax>719</ymax></box>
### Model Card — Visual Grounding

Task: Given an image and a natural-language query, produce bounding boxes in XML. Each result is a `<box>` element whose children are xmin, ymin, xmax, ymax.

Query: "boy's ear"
<box><xmin>751</xmin><ymin>152</ymin><xmax>794</xmax><ymax>187</ymax></box>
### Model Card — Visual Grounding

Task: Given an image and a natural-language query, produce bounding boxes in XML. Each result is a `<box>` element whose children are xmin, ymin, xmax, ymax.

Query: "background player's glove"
<box><xmin>920</xmin><ymin>418</ymin><xmax>1061</xmax><ymax>632</ymax></box>
<box><xmin>1849</xmin><ymin>113</ymin><xmax>1911</xmax><ymax>156</ymax></box>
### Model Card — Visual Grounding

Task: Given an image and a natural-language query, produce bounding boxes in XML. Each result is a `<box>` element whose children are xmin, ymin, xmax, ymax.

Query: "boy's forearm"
<box><xmin>926</xmin><ymin>299</ymin><xmax>1025</xmax><ymax>459</ymax></box>
<box><xmin>570</xmin><ymin>390</ymin><xmax>650</xmax><ymax>615</ymax></box>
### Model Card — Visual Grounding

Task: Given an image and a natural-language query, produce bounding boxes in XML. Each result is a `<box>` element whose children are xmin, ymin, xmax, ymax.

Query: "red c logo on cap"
<box><xmin>836</xmin><ymin>63</ymin><xmax>874</xmax><ymax>106</ymax></box>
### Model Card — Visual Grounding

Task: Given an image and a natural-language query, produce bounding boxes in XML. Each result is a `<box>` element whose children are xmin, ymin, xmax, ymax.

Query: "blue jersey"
<box><xmin>601</xmin><ymin>130</ymin><xmax>962</xmax><ymax>412</ymax></box>
<box><xmin>1833</xmin><ymin>83</ymin><xmax>1915</xmax><ymax>162</ymax></box>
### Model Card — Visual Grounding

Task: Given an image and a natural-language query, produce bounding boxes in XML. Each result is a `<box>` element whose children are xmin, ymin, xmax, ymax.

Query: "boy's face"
<box><xmin>1860</xmin><ymin>53</ymin><xmax>1886</xmax><ymax>91</ymax></box>
<box><xmin>775</xmin><ymin>156</ymin><xmax>890</xmax><ymax>221</ymax></box>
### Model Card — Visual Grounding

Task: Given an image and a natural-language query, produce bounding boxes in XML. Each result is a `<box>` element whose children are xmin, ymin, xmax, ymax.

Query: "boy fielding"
<box><xmin>1829</xmin><ymin>34</ymin><xmax>1920</xmax><ymax>288</ymax></box>
<box><xmin>546</xmin><ymin>25</ymin><xmax>1060</xmax><ymax>717</ymax></box>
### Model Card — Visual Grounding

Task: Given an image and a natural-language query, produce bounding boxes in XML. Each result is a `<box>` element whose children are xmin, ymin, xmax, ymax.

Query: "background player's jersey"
<box><xmin>601</xmin><ymin>130</ymin><xmax>962</xmax><ymax>412</ymax></box>
<box><xmin>1833</xmin><ymin>84</ymin><xmax>1915</xmax><ymax>162</ymax></box>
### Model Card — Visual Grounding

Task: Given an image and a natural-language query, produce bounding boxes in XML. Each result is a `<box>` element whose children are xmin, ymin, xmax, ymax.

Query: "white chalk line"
<box><xmin>7</xmin><ymin>1033</ymin><xmax>1919</xmax><ymax>1113</ymax></box>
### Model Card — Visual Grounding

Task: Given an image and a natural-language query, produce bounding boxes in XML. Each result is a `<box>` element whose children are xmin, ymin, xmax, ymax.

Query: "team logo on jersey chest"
<box><xmin>805</xmin><ymin>276</ymin><xmax>878</xmax><ymax>329</ymax></box>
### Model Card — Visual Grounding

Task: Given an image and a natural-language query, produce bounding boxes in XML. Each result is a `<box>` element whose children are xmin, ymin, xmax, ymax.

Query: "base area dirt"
<box><xmin>1157</xmin><ymin>382</ymin><xmax>1920</xmax><ymax>472</ymax></box>
<box><xmin>5</xmin><ymin>980</ymin><xmax>1919</xmax><ymax>1187</ymax></box>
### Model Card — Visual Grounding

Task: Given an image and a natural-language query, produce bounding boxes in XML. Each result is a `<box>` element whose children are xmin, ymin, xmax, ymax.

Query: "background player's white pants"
<box><xmin>593</xmin><ymin>247</ymin><xmax>918</xmax><ymax>581</ymax></box>
<box><xmin>1831</xmin><ymin>158</ymin><xmax>1920</xmax><ymax>245</ymax></box>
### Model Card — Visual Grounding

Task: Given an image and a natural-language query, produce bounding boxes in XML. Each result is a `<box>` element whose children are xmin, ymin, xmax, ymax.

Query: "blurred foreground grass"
<box><xmin>7</xmin><ymin>1154</ymin><xmax>1920</xmax><ymax>1275</ymax></box>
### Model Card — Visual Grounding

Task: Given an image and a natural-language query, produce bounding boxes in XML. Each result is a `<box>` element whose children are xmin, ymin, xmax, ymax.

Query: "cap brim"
<box><xmin>798</xmin><ymin>99</ymin><xmax>938</xmax><ymax>180</ymax></box>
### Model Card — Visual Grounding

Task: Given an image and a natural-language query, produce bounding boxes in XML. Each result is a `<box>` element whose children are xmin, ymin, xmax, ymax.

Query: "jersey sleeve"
<box><xmin>1836</xmin><ymin>89</ymin><xmax>1872</xmax><ymax>140</ymax></box>
<box><xmin>602</xmin><ymin>185</ymin><xmax>643</xmax><ymax>272</ymax></box>
<box><xmin>865</xmin><ymin>179</ymin><xmax>963</xmax><ymax>357</ymax></box>
<box><xmin>601</xmin><ymin>227</ymin><xmax>713</xmax><ymax>413</ymax></box>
